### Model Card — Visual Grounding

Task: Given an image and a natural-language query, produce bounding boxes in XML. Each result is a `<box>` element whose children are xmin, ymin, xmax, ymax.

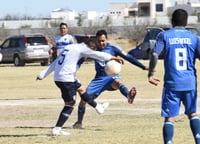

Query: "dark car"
<box><xmin>0</xmin><ymin>34</ymin><xmax>50</xmax><ymax>66</ymax></box>
<box><xmin>73</xmin><ymin>34</ymin><xmax>96</xmax><ymax>44</ymax></box>
<box><xmin>128</xmin><ymin>26</ymin><xmax>200</xmax><ymax>59</ymax></box>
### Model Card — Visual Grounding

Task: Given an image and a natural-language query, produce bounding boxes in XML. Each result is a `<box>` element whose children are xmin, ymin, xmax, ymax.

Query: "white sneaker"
<box><xmin>102</xmin><ymin>102</ymin><xmax>109</xmax><ymax>109</ymax></box>
<box><xmin>95</xmin><ymin>102</ymin><xmax>109</xmax><ymax>114</ymax></box>
<box><xmin>52</xmin><ymin>127</ymin><xmax>71</xmax><ymax>136</ymax></box>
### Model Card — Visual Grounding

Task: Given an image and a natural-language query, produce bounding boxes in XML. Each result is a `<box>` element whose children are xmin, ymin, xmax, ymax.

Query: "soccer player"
<box><xmin>73</xmin><ymin>29</ymin><xmax>148</xmax><ymax>129</ymax></box>
<box><xmin>36</xmin><ymin>39</ymin><xmax>123</xmax><ymax>136</ymax></box>
<box><xmin>148</xmin><ymin>9</ymin><xmax>200</xmax><ymax>144</ymax></box>
<box><xmin>49</xmin><ymin>22</ymin><xmax>76</xmax><ymax>61</ymax></box>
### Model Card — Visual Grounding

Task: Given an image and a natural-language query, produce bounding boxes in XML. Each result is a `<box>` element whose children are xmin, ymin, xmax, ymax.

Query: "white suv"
<box><xmin>0</xmin><ymin>34</ymin><xmax>50</xmax><ymax>66</ymax></box>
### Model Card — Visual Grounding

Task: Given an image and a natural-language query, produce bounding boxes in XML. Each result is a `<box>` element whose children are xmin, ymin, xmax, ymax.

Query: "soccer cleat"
<box><xmin>52</xmin><ymin>127</ymin><xmax>71</xmax><ymax>136</ymax></box>
<box><xmin>127</xmin><ymin>87</ymin><xmax>137</xmax><ymax>104</ymax></box>
<box><xmin>95</xmin><ymin>102</ymin><xmax>109</xmax><ymax>114</ymax></box>
<box><xmin>102</xmin><ymin>101</ymin><xmax>109</xmax><ymax>109</ymax></box>
<box><xmin>72</xmin><ymin>122</ymin><xmax>82</xmax><ymax>129</ymax></box>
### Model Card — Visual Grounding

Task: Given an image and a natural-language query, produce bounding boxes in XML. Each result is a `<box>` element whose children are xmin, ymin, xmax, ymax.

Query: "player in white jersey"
<box><xmin>36</xmin><ymin>39</ymin><xmax>123</xmax><ymax>136</ymax></box>
<box><xmin>49</xmin><ymin>22</ymin><xmax>76</xmax><ymax>61</ymax></box>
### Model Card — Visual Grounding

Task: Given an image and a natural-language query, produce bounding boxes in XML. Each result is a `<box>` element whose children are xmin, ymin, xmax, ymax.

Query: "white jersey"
<box><xmin>38</xmin><ymin>43</ymin><xmax>112</xmax><ymax>82</ymax></box>
<box><xmin>55</xmin><ymin>34</ymin><xmax>76</xmax><ymax>56</ymax></box>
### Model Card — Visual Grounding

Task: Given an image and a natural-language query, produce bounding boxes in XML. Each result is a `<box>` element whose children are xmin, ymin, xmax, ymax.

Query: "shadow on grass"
<box><xmin>0</xmin><ymin>126</ymin><xmax>53</xmax><ymax>137</ymax></box>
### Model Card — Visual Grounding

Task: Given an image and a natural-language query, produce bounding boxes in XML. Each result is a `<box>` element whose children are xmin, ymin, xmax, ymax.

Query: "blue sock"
<box><xmin>163</xmin><ymin>121</ymin><xmax>174</xmax><ymax>144</ymax></box>
<box><xmin>119</xmin><ymin>84</ymin><xmax>129</xmax><ymax>98</ymax></box>
<box><xmin>190</xmin><ymin>116</ymin><xmax>200</xmax><ymax>144</ymax></box>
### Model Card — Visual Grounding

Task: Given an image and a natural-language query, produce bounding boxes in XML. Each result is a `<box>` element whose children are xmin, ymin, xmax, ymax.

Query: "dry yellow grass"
<box><xmin>0</xmin><ymin>59</ymin><xmax>199</xmax><ymax>143</ymax></box>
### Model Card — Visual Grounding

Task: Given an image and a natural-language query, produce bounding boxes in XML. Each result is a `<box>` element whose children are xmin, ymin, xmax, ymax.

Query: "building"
<box><xmin>50</xmin><ymin>8</ymin><xmax>76</xmax><ymax>20</ymax></box>
<box><xmin>109</xmin><ymin>2</ymin><xmax>138</xmax><ymax>18</ymax></box>
<box><xmin>109</xmin><ymin>0</ymin><xmax>172</xmax><ymax>18</ymax></box>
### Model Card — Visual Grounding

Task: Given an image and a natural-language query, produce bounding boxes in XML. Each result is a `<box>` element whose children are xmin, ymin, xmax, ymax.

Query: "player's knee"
<box><xmin>77</xmin><ymin>86</ymin><xmax>86</xmax><ymax>95</ymax></box>
<box><xmin>187</xmin><ymin>112</ymin><xmax>197</xmax><ymax>119</ymax></box>
<box><xmin>112</xmin><ymin>80</ymin><xmax>121</xmax><ymax>90</ymax></box>
<box><xmin>164</xmin><ymin>117</ymin><xmax>175</xmax><ymax>123</ymax></box>
<box><xmin>65</xmin><ymin>100</ymin><xmax>76</xmax><ymax>107</ymax></box>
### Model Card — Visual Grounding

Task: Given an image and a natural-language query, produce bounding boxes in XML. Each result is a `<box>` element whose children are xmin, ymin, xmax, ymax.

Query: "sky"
<box><xmin>0</xmin><ymin>0</ymin><xmax>136</xmax><ymax>18</ymax></box>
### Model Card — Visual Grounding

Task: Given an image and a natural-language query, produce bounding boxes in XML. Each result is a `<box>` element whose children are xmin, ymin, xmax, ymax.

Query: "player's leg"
<box><xmin>163</xmin><ymin>117</ymin><xmax>175</xmax><ymax>144</ymax></box>
<box><xmin>73</xmin><ymin>85</ymin><xmax>87</xmax><ymax>128</ymax></box>
<box><xmin>183</xmin><ymin>89</ymin><xmax>200</xmax><ymax>144</ymax></box>
<box><xmin>161</xmin><ymin>88</ymin><xmax>180</xmax><ymax>144</ymax></box>
<box><xmin>73</xmin><ymin>99</ymin><xmax>86</xmax><ymax>129</ymax></box>
<box><xmin>52</xmin><ymin>81</ymin><xmax>76</xmax><ymax>136</ymax></box>
<box><xmin>189</xmin><ymin>114</ymin><xmax>200</xmax><ymax>144</ymax></box>
<box><xmin>112</xmin><ymin>78</ymin><xmax>136</xmax><ymax>104</ymax></box>
<box><xmin>73</xmin><ymin>76</ymin><xmax>112</xmax><ymax>128</ymax></box>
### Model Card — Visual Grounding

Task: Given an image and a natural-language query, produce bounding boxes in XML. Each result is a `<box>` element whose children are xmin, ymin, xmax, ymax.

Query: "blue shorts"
<box><xmin>86</xmin><ymin>75</ymin><xmax>120</xmax><ymax>99</ymax></box>
<box><xmin>161</xmin><ymin>87</ymin><xmax>198</xmax><ymax>117</ymax></box>
<box><xmin>55</xmin><ymin>80</ymin><xmax>81</xmax><ymax>104</ymax></box>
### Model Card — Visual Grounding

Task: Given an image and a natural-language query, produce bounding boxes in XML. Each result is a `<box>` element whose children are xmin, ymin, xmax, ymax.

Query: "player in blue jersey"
<box><xmin>37</xmin><ymin>39</ymin><xmax>123</xmax><ymax>136</ymax></box>
<box><xmin>148</xmin><ymin>9</ymin><xmax>200</xmax><ymax>144</ymax></box>
<box><xmin>72</xmin><ymin>29</ymin><xmax>148</xmax><ymax>129</ymax></box>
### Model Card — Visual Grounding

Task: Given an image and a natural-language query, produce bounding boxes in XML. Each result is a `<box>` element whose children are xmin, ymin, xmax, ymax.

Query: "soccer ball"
<box><xmin>104</xmin><ymin>60</ymin><xmax>121</xmax><ymax>76</ymax></box>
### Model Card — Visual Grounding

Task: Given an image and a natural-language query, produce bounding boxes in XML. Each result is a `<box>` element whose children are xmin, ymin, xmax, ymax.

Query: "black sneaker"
<box><xmin>72</xmin><ymin>122</ymin><xmax>82</xmax><ymax>129</ymax></box>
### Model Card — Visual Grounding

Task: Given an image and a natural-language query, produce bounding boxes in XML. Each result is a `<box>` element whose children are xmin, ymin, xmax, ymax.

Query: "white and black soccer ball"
<box><xmin>104</xmin><ymin>60</ymin><xmax>122</xmax><ymax>76</ymax></box>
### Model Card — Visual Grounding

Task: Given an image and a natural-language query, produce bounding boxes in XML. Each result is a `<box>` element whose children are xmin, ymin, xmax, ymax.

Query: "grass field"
<box><xmin>0</xmin><ymin>60</ymin><xmax>200</xmax><ymax>144</ymax></box>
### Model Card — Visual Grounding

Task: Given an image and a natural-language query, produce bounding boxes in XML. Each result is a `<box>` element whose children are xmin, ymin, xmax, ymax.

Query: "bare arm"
<box><xmin>148</xmin><ymin>52</ymin><xmax>160</xmax><ymax>86</ymax></box>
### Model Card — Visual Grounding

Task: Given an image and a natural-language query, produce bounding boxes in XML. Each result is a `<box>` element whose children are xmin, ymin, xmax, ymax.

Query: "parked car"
<box><xmin>128</xmin><ymin>26</ymin><xmax>200</xmax><ymax>59</ymax></box>
<box><xmin>0</xmin><ymin>34</ymin><xmax>50</xmax><ymax>66</ymax></box>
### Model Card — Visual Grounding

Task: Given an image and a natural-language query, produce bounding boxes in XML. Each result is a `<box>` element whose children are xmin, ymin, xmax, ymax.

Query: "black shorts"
<box><xmin>55</xmin><ymin>80</ymin><xmax>81</xmax><ymax>104</ymax></box>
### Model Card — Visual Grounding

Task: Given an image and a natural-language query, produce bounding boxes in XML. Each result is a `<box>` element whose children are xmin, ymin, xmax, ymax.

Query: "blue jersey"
<box><xmin>94</xmin><ymin>43</ymin><xmax>146</xmax><ymax>77</ymax></box>
<box><xmin>153</xmin><ymin>27</ymin><xmax>200</xmax><ymax>91</ymax></box>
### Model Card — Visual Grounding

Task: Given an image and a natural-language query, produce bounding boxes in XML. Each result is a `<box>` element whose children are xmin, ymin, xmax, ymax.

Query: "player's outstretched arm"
<box><xmin>148</xmin><ymin>52</ymin><xmax>160</xmax><ymax>86</ymax></box>
<box><xmin>110</xmin><ymin>56</ymin><xmax>124</xmax><ymax>64</ymax></box>
<box><xmin>117</xmin><ymin>49</ymin><xmax>146</xmax><ymax>70</ymax></box>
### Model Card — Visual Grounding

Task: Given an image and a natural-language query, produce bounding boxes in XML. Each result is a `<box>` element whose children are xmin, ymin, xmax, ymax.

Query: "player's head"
<box><xmin>96</xmin><ymin>29</ymin><xmax>108</xmax><ymax>49</ymax></box>
<box><xmin>171</xmin><ymin>9</ymin><xmax>188</xmax><ymax>27</ymax></box>
<box><xmin>84</xmin><ymin>39</ymin><xmax>97</xmax><ymax>50</ymax></box>
<box><xmin>59</xmin><ymin>22</ymin><xmax>69</xmax><ymax>36</ymax></box>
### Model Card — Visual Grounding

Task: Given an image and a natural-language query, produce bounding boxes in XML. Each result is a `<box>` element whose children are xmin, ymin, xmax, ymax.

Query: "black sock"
<box><xmin>81</xmin><ymin>93</ymin><xmax>97</xmax><ymax>108</ymax></box>
<box><xmin>55</xmin><ymin>106</ymin><xmax>73</xmax><ymax>127</ymax></box>
<box><xmin>77</xmin><ymin>105</ymin><xmax>86</xmax><ymax>124</ymax></box>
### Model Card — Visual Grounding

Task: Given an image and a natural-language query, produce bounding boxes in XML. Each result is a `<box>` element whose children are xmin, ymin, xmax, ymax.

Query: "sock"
<box><xmin>190</xmin><ymin>116</ymin><xmax>200</xmax><ymax>144</ymax></box>
<box><xmin>77</xmin><ymin>105</ymin><xmax>86</xmax><ymax>124</ymax></box>
<box><xmin>55</xmin><ymin>106</ymin><xmax>73</xmax><ymax>127</ymax></box>
<box><xmin>81</xmin><ymin>93</ymin><xmax>97</xmax><ymax>108</ymax></box>
<box><xmin>119</xmin><ymin>83</ymin><xmax>129</xmax><ymax>98</ymax></box>
<box><xmin>163</xmin><ymin>121</ymin><xmax>174</xmax><ymax>144</ymax></box>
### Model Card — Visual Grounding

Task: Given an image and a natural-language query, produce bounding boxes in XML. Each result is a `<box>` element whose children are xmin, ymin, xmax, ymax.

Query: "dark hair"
<box><xmin>84</xmin><ymin>39</ymin><xmax>96</xmax><ymax>50</ymax></box>
<box><xmin>96</xmin><ymin>29</ymin><xmax>108</xmax><ymax>38</ymax></box>
<box><xmin>171</xmin><ymin>9</ymin><xmax>188</xmax><ymax>26</ymax></box>
<box><xmin>59</xmin><ymin>22</ymin><xmax>68</xmax><ymax>28</ymax></box>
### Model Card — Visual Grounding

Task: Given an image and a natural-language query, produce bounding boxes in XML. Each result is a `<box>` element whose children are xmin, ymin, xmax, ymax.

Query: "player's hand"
<box><xmin>148</xmin><ymin>76</ymin><xmax>160</xmax><ymax>86</ymax></box>
<box><xmin>111</xmin><ymin>56</ymin><xmax>124</xmax><ymax>64</ymax></box>
<box><xmin>36</xmin><ymin>76</ymin><xmax>42</xmax><ymax>81</ymax></box>
<box><xmin>144</xmin><ymin>66</ymin><xmax>149</xmax><ymax>70</ymax></box>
